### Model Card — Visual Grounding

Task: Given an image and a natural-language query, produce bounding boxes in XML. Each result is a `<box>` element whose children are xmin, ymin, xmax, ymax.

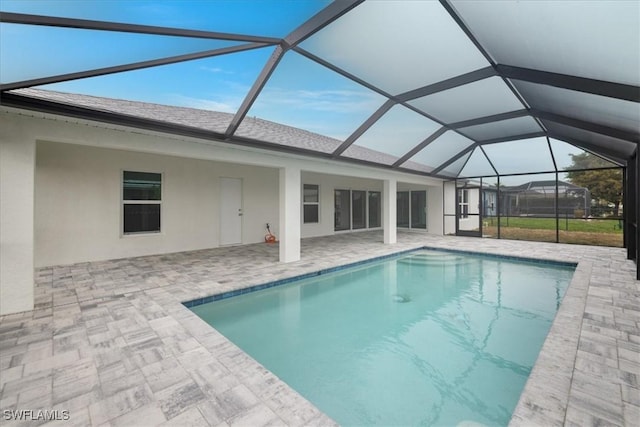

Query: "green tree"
<box><xmin>565</xmin><ymin>153</ymin><xmax>622</xmax><ymax>216</ymax></box>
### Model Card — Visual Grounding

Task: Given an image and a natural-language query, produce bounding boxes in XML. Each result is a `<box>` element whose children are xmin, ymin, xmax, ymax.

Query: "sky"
<box><xmin>0</xmin><ymin>0</ymin><xmax>480</xmax><ymax>146</ymax></box>
<box><xmin>0</xmin><ymin>0</ymin><xmax>386</xmax><ymax>140</ymax></box>
<box><xmin>0</xmin><ymin>0</ymin><xmax>617</xmax><ymax>177</ymax></box>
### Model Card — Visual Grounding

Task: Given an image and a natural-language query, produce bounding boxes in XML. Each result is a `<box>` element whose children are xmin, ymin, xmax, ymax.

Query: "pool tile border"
<box><xmin>182</xmin><ymin>245</ymin><xmax>577</xmax><ymax>309</ymax></box>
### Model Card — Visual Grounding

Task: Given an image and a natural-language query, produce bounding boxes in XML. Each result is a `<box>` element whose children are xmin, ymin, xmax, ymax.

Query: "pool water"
<box><xmin>191</xmin><ymin>249</ymin><xmax>575</xmax><ymax>426</ymax></box>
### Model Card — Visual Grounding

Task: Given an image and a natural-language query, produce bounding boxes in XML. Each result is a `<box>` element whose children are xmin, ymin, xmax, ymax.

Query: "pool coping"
<box><xmin>181</xmin><ymin>245</ymin><xmax>584</xmax><ymax>425</ymax></box>
<box><xmin>510</xmin><ymin>260</ymin><xmax>592</xmax><ymax>426</ymax></box>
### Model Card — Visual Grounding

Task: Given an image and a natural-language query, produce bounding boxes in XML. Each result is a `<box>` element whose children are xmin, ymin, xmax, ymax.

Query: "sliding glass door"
<box><xmin>352</xmin><ymin>190</ymin><xmax>366</xmax><ymax>229</ymax></box>
<box><xmin>335</xmin><ymin>189</ymin><xmax>383</xmax><ymax>231</ymax></box>
<box><xmin>369</xmin><ymin>191</ymin><xmax>381</xmax><ymax>228</ymax></box>
<box><xmin>334</xmin><ymin>190</ymin><xmax>350</xmax><ymax>231</ymax></box>
<box><xmin>411</xmin><ymin>191</ymin><xmax>427</xmax><ymax>229</ymax></box>
<box><xmin>397</xmin><ymin>190</ymin><xmax>427</xmax><ymax>229</ymax></box>
<box><xmin>397</xmin><ymin>192</ymin><xmax>410</xmax><ymax>228</ymax></box>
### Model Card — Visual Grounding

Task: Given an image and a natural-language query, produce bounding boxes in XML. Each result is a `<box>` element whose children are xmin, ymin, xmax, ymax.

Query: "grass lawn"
<box><xmin>485</xmin><ymin>217</ymin><xmax>622</xmax><ymax>233</ymax></box>
<box><xmin>481</xmin><ymin>217</ymin><xmax>623</xmax><ymax>247</ymax></box>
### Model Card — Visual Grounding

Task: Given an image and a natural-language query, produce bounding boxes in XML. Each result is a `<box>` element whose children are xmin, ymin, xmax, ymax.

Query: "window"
<box><xmin>123</xmin><ymin>171</ymin><xmax>161</xmax><ymax>234</ymax></box>
<box><xmin>303</xmin><ymin>184</ymin><xmax>319</xmax><ymax>223</ymax></box>
<box><xmin>458</xmin><ymin>189</ymin><xmax>469</xmax><ymax>218</ymax></box>
<box><xmin>368</xmin><ymin>191</ymin><xmax>381</xmax><ymax>228</ymax></box>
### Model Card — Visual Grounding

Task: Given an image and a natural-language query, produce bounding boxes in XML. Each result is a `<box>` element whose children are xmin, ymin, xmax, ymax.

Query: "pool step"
<box><xmin>398</xmin><ymin>253</ymin><xmax>472</xmax><ymax>266</ymax></box>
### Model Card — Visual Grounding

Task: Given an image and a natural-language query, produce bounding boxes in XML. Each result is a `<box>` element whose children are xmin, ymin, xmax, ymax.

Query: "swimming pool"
<box><xmin>190</xmin><ymin>249</ymin><xmax>575</xmax><ymax>426</ymax></box>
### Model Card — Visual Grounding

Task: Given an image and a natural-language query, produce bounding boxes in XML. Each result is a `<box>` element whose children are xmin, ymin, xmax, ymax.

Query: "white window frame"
<box><xmin>303</xmin><ymin>184</ymin><xmax>320</xmax><ymax>224</ymax></box>
<box><xmin>122</xmin><ymin>170</ymin><xmax>163</xmax><ymax>236</ymax></box>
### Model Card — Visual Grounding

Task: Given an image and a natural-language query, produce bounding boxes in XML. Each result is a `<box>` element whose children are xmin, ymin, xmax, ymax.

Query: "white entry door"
<box><xmin>220</xmin><ymin>177</ymin><xmax>243</xmax><ymax>245</ymax></box>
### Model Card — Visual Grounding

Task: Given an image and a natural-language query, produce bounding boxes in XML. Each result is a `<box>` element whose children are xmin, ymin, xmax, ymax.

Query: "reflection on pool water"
<box><xmin>191</xmin><ymin>249</ymin><xmax>575</xmax><ymax>426</ymax></box>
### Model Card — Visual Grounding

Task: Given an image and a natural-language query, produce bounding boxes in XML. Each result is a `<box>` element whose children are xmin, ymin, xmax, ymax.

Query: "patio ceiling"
<box><xmin>0</xmin><ymin>0</ymin><xmax>638</xmax><ymax>179</ymax></box>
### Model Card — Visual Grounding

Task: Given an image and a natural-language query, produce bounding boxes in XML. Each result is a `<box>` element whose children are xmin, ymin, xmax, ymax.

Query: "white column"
<box><xmin>0</xmin><ymin>124</ymin><xmax>35</xmax><ymax>315</ymax></box>
<box><xmin>383</xmin><ymin>178</ymin><xmax>397</xmax><ymax>244</ymax></box>
<box><xmin>427</xmin><ymin>186</ymin><xmax>444</xmax><ymax>235</ymax></box>
<box><xmin>279</xmin><ymin>166</ymin><xmax>301</xmax><ymax>263</ymax></box>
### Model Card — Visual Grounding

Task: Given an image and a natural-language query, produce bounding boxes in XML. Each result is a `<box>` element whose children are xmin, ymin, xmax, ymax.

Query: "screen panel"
<box><xmin>0</xmin><ymin>0</ymin><xmax>329</xmax><ymax>37</ymax></box>
<box><xmin>244</xmin><ymin>51</ymin><xmax>386</xmax><ymax>142</ymax></box>
<box><xmin>511</xmin><ymin>80</ymin><xmax>640</xmax><ymax>135</ymax></box>
<box><xmin>459</xmin><ymin>147</ymin><xmax>496</xmax><ymax>178</ymax></box>
<box><xmin>458</xmin><ymin>116</ymin><xmax>542</xmax><ymax>141</ymax></box>
<box><xmin>342</xmin><ymin>105</ymin><xmax>442</xmax><ymax>165</ymax></box>
<box><xmin>451</xmin><ymin>0</ymin><xmax>640</xmax><ymax>86</ymax></box>
<box><xmin>0</xmin><ymin>23</ymin><xmax>244</xmax><ymax>84</ymax></box>
<box><xmin>300</xmin><ymin>1</ymin><xmax>490</xmax><ymax>95</ymax></box>
<box><xmin>544</xmin><ymin>121</ymin><xmax>637</xmax><ymax>159</ymax></box>
<box><xmin>26</xmin><ymin>47</ymin><xmax>276</xmax><ymax>134</ymax></box>
<box><xmin>497</xmin><ymin>172</ymin><xmax>558</xmax><ymax>243</ymax></box>
<box><xmin>439</xmin><ymin>152</ymin><xmax>473</xmax><ymax>178</ymax></box>
<box><xmin>482</xmin><ymin>137</ymin><xmax>555</xmax><ymax>175</ymax></box>
<box><xmin>549</xmin><ymin>138</ymin><xmax>619</xmax><ymax>171</ymax></box>
<box><xmin>408</xmin><ymin>76</ymin><xmax>524</xmax><ymax>123</ymax></box>
<box><xmin>404</xmin><ymin>131</ymin><xmax>474</xmax><ymax>172</ymax></box>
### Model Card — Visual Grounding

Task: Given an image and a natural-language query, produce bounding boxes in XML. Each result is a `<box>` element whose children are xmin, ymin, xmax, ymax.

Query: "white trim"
<box><xmin>302</xmin><ymin>183</ymin><xmax>320</xmax><ymax>224</ymax></box>
<box><xmin>121</xmin><ymin>169</ymin><xmax>163</xmax><ymax>236</ymax></box>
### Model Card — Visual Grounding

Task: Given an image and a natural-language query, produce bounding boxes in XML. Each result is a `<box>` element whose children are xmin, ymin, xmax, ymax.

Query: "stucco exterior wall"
<box><xmin>0</xmin><ymin>116</ymin><xmax>35</xmax><ymax>314</ymax></box>
<box><xmin>301</xmin><ymin>172</ymin><xmax>383</xmax><ymax>238</ymax></box>
<box><xmin>1</xmin><ymin>109</ymin><xmax>446</xmax><ymax>313</ymax></box>
<box><xmin>34</xmin><ymin>145</ymin><xmax>444</xmax><ymax>268</ymax></box>
<box><xmin>35</xmin><ymin>141</ymin><xmax>280</xmax><ymax>267</ymax></box>
<box><xmin>300</xmin><ymin>173</ymin><xmax>444</xmax><ymax>237</ymax></box>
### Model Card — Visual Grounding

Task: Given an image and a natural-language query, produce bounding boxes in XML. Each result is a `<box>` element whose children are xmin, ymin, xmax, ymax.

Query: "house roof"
<box><xmin>502</xmin><ymin>180</ymin><xmax>588</xmax><ymax>192</ymax></box>
<box><xmin>1</xmin><ymin>1</ymin><xmax>637</xmax><ymax>179</ymax></box>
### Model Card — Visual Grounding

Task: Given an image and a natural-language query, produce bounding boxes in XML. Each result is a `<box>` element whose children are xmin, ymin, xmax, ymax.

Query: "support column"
<box><xmin>279</xmin><ymin>166</ymin><xmax>301</xmax><ymax>263</ymax></box>
<box><xmin>1</xmin><ymin>125</ymin><xmax>35</xmax><ymax>315</ymax></box>
<box><xmin>383</xmin><ymin>178</ymin><xmax>397</xmax><ymax>244</ymax></box>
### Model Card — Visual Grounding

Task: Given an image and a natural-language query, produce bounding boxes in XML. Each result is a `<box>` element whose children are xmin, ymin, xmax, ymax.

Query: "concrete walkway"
<box><xmin>0</xmin><ymin>231</ymin><xmax>638</xmax><ymax>426</ymax></box>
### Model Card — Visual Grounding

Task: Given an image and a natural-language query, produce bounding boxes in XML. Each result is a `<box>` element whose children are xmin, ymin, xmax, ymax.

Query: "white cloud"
<box><xmin>170</xmin><ymin>94</ymin><xmax>238</xmax><ymax>113</ymax></box>
<box><xmin>254</xmin><ymin>87</ymin><xmax>382</xmax><ymax>115</ymax></box>
<box><xmin>244</xmin><ymin>86</ymin><xmax>385</xmax><ymax>139</ymax></box>
<box><xmin>199</xmin><ymin>66</ymin><xmax>232</xmax><ymax>74</ymax></box>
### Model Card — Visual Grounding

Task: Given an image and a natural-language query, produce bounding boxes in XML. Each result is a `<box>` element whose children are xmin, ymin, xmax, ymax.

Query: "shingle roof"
<box><xmin>503</xmin><ymin>180</ymin><xmax>587</xmax><ymax>191</ymax></box>
<box><xmin>13</xmin><ymin>88</ymin><xmax>236</xmax><ymax>135</ymax></box>
<box><xmin>12</xmin><ymin>88</ymin><xmax>410</xmax><ymax>168</ymax></box>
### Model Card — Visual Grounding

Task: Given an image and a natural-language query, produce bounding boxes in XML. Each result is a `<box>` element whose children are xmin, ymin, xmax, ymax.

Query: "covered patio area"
<box><xmin>1</xmin><ymin>231</ymin><xmax>638</xmax><ymax>426</ymax></box>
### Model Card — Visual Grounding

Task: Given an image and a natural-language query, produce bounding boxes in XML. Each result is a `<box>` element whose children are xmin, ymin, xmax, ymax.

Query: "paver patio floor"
<box><xmin>0</xmin><ymin>231</ymin><xmax>638</xmax><ymax>426</ymax></box>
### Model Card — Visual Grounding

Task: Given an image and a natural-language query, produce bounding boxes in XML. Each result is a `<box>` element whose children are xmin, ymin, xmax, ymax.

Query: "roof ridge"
<box><xmin>11</xmin><ymin>87</ymin><xmax>234</xmax><ymax>116</ymax></box>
